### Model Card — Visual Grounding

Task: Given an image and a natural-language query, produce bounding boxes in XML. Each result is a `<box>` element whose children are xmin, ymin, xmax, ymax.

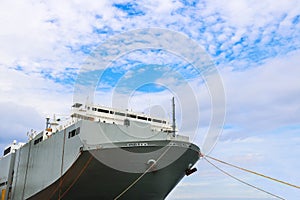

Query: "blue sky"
<box><xmin>0</xmin><ymin>0</ymin><xmax>300</xmax><ymax>199</ymax></box>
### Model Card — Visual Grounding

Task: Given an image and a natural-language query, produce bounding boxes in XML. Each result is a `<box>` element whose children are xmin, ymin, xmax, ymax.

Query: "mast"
<box><xmin>172</xmin><ymin>97</ymin><xmax>176</xmax><ymax>137</ymax></box>
<box><xmin>46</xmin><ymin>116</ymin><xmax>50</xmax><ymax>129</ymax></box>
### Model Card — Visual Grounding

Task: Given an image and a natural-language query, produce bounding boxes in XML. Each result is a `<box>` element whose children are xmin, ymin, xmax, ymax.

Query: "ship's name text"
<box><xmin>127</xmin><ymin>143</ymin><xmax>148</xmax><ymax>147</ymax></box>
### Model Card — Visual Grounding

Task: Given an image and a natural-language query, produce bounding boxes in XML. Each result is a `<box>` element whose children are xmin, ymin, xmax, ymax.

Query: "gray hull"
<box><xmin>29</xmin><ymin>142</ymin><xmax>199</xmax><ymax>200</ymax></box>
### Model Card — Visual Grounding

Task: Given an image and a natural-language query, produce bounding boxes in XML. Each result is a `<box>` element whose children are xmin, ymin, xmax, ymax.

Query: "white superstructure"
<box><xmin>71</xmin><ymin>103</ymin><xmax>175</xmax><ymax>133</ymax></box>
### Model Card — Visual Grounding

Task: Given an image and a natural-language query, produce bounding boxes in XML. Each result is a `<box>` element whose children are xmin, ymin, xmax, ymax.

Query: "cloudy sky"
<box><xmin>1</xmin><ymin>0</ymin><xmax>300</xmax><ymax>199</ymax></box>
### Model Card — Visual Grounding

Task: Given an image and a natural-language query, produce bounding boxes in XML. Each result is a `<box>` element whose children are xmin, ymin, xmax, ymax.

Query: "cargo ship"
<box><xmin>0</xmin><ymin>99</ymin><xmax>200</xmax><ymax>200</ymax></box>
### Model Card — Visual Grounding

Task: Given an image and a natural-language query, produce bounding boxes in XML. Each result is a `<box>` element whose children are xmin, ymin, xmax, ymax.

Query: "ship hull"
<box><xmin>1</xmin><ymin>120</ymin><xmax>200</xmax><ymax>200</ymax></box>
<box><xmin>28</xmin><ymin>142</ymin><xmax>200</xmax><ymax>200</ymax></box>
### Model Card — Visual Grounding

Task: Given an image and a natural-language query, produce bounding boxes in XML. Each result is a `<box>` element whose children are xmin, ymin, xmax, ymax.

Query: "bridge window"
<box><xmin>34</xmin><ymin>137</ymin><xmax>43</xmax><ymax>145</ymax></box>
<box><xmin>127</xmin><ymin>114</ymin><xmax>136</xmax><ymax>118</ymax></box>
<box><xmin>68</xmin><ymin>127</ymin><xmax>80</xmax><ymax>138</ymax></box>
<box><xmin>98</xmin><ymin>108</ymin><xmax>109</xmax><ymax>113</ymax></box>
<box><xmin>3</xmin><ymin>147</ymin><xmax>11</xmax><ymax>156</ymax></box>
<box><xmin>137</xmin><ymin>116</ymin><xmax>147</xmax><ymax>121</ymax></box>
<box><xmin>115</xmin><ymin>112</ymin><xmax>125</xmax><ymax>116</ymax></box>
<box><xmin>152</xmin><ymin>119</ymin><xmax>162</xmax><ymax>123</ymax></box>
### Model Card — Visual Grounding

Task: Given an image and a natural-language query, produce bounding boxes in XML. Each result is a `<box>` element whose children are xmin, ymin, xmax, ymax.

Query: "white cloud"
<box><xmin>0</xmin><ymin>67</ymin><xmax>73</xmax><ymax>115</ymax></box>
<box><xmin>206</xmin><ymin>0</ymin><xmax>300</xmax><ymax>28</ymax></box>
<box><xmin>1</xmin><ymin>0</ymin><xmax>299</xmax><ymax>75</ymax></box>
<box><xmin>143</xmin><ymin>0</ymin><xmax>182</xmax><ymax>15</ymax></box>
<box><xmin>0</xmin><ymin>102</ymin><xmax>44</xmax><ymax>151</ymax></box>
<box><xmin>221</xmin><ymin>49</ymin><xmax>300</xmax><ymax>133</ymax></box>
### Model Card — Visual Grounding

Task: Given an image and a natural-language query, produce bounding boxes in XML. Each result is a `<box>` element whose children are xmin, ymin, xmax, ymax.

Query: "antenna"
<box><xmin>46</xmin><ymin>116</ymin><xmax>50</xmax><ymax>129</ymax></box>
<box><xmin>172</xmin><ymin>97</ymin><xmax>176</xmax><ymax>137</ymax></box>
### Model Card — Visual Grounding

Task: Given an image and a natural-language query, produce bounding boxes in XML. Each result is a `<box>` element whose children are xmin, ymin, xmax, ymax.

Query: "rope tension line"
<box><xmin>204</xmin><ymin>157</ymin><xmax>285</xmax><ymax>200</ymax></box>
<box><xmin>114</xmin><ymin>145</ymin><xmax>173</xmax><ymax>200</ymax></box>
<box><xmin>205</xmin><ymin>155</ymin><xmax>300</xmax><ymax>190</ymax></box>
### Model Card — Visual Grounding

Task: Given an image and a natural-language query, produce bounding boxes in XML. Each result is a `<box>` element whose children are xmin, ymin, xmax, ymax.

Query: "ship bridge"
<box><xmin>71</xmin><ymin>103</ymin><xmax>175</xmax><ymax>133</ymax></box>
